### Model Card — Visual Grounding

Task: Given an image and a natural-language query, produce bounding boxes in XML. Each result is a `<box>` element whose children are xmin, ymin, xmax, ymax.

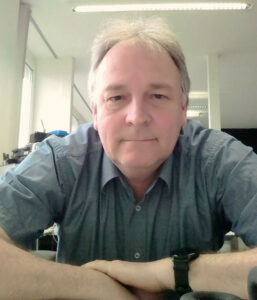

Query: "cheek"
<box><xmin>157</xmin><ymin>106</ymin><xmax>186</xmax><ymax>128</ymax></box>
<box><xmin>154</xmin><ymin>113</ymin><xmax>178</xmax><ymax>131</ymax></box>
<box><xmin>98</xmin><ymin>110</ymin><xmax>123</xmax><ymax>131</ymax></box>
<box><xmin>154</xmin><ymin>111</ymin><xmax>184</xmax><ymax>147</ymax></box>
<box><xmin>97</xmin><ymin>115</ymin><xmax>120</xmax><ymax>144</ymax></box>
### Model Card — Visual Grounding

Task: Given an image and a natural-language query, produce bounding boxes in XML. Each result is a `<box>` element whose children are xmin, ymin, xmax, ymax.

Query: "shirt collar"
<box><xmin>101</xmin><ymin>150</ymin><xmax>174</xmax><ymax>192</ymax></box>
<box><xmin>157</xmin><ymin>127</ymin><xmax>186</xmax><ymax>192</ymax></box>
<box><xmin>157</xmin><ymin>153</ymin><xmax>173</xmax><ymax>192</ymax></box>
<box><xmin>101</xmin><ymin>152</ymin><xmax>120</xmax><ymax>190</ymax></box>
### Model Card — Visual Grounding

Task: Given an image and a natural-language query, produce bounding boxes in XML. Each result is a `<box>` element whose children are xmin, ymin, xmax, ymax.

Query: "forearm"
<box><xmin>189</xmin><ymin>248</ymin><xmax>257</xmax><ymax>299</ymax></box>
<box><xmin>0</xmin><ymin>238</ymin><xmax>137</xmax><ymax>299</ymax></box>
<box><xmin>85</xmin><ymin>248</ymin><xmax>257</xmax><ymax>299</ymax></box>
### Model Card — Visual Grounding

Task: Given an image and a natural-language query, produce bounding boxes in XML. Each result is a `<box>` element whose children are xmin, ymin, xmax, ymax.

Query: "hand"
<box><xmin>84</xmin><ymin>258</ymin><xmax>173</xmax><ymax>293</ymax></box>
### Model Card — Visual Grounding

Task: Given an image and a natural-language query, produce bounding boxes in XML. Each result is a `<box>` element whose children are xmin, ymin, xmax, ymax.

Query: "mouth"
<box><xmin>123</xmin><ymin>138</ymin><xmax>157</xmax><ymax>142</ymax></box>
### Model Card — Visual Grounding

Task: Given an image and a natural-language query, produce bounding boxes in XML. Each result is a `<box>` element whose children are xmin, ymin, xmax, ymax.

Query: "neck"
<box><xmin>124</xmin><ymin>170</ymin><xmax>159</xmax><ymax>202</ymax></box>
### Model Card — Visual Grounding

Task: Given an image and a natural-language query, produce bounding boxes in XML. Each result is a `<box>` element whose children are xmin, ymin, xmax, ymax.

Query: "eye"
<box><xmin>108</xmin><ymin>95</ymin><xmax>122</xmax><ymax>102</ymax></box>
<box><xmin>153</xmin><ymin>94</ymin><xmax>167</xmax><ymax>100</ymax></box>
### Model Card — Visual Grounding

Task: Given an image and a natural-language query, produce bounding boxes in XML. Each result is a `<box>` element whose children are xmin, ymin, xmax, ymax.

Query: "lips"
<box><xmin>122</xmin><ymin>138</ymin><xmax>157</xmax><ymax>142</ymax></box>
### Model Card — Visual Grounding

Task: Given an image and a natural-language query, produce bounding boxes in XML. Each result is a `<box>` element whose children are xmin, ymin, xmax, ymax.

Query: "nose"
<box><xmin>125</xmin><ymin>98</ymin><xmax>151</xmax><ymax>126</ymax></box>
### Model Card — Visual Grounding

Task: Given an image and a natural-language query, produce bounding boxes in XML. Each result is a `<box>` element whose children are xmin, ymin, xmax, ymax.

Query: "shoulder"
<box><xmin>39</xmin><ymin>122</ymin><xmax>103</xmax><ymax>182</ymax></box>
<box><xmin>177</xmin><ymin>119</ymin><xmax>256</xmax><ymax>169</ymax></box>
<box><xmin>179</xmin><ymin>119</ymin><xmax>231</xmax><ymax>149</ymax></box>
<box><xmin>4</xmin><ymin>123</ymin><xmax>103</xmax><ymax>197</ymax></box>
<box><xmin>11</xmin><ymin>123</ymin><xmax>102</xmax><ymax>185</ymax></box>
<box><xmin>178</xmin><ymin>119</ymin><xmax>244</xmax><ymax>157</ymax></box>
<box><xmin>45</xmin><ymin>122</ymin><xmax>102</xmax><ymax>159</ymax></box>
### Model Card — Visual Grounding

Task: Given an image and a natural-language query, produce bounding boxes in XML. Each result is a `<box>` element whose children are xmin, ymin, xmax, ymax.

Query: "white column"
<box><xmin>0</xmin><ymin>1</ymin><xmax>31</xmax><ymax>163</ymax></box>
<box><xmin>32</xmin><ymin>57</ymin><xmax>74</xmax><ymax>133</ymax></box>
<box><xmin>207</xmin><ymin>55</ymin><xmax>221</xmax><ymax>130</ymax></box>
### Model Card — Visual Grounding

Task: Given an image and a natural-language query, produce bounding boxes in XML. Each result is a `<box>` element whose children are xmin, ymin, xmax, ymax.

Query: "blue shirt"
<box><xmin>0</xmin><ymin>120</ymin><xmax>257</xmax><ymax>267</ymax></box>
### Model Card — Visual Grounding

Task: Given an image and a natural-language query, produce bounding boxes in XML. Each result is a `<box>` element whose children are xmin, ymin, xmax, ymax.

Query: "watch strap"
<box><xmin>173</xmin><ymin>256</ymin><xmax>192</xmax><ymax>295</ymax></box>
<box><xmin>172</xmin><ymin>250</ymin><xmax>199</xmax><ymax>296</ymax></box>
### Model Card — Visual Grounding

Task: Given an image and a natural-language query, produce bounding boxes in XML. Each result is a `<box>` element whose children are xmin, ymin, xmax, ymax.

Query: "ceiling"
<box><xmin>23</xmin><ymin>0</ymin><xmax>257</xmax><ymax>128</ymax></box>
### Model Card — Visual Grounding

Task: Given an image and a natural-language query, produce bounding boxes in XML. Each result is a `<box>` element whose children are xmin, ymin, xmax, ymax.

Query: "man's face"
<box><xmin>93</xmin><ymin>41</ymin><xmax>187</xmax><ymax>176</ymax></box>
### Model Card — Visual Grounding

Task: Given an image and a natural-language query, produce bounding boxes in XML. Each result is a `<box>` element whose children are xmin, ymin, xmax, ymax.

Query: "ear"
<box><xmin>92</xmin><ymin>103</ymin><xmax>98</xmax><ymax>131</ymax></box>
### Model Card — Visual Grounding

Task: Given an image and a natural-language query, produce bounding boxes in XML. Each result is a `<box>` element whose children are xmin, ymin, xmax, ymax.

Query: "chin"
<box><xmin>119</xmin><ymin>157</ymin><xmax>164</xmax><ymax>170</ymax></box>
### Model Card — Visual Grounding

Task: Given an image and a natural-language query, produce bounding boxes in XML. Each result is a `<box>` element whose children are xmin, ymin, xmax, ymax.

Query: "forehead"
<box><xmin>101</xmin><ymin>40</ymin><xmax>177</xmax><ymax>71</ymax></box>
<box><xmin>95</xmin><ymin>40</ymin><xmax>181</xmax><ymax>91</ymax></box>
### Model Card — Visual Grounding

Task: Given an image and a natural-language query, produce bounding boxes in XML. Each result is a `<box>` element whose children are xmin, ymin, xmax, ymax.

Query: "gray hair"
<box><xmin>88</xmin><ymin>18</ymin><xmax>190</xmax><ymax>105</ymax></box>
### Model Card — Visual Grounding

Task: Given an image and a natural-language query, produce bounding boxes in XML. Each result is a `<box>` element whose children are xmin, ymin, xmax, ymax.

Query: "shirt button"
<box><xmin>134</xmin><ymin>252</ymin><xmax>141</xmax><ymax>259</ymax></box>
<box><xmin>135</xmin><ymin>205</ymin><xmax>141</xmax><ymax>212</ymax></box>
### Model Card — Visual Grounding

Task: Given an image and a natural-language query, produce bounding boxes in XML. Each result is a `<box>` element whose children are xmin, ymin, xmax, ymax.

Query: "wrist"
<box><xmin>153</xmin><ymin>257</ymin><xmax>175</xmax><ymax>291</ymax></box>
<box><xmin>171</xmin><ymin>249</ymin><xmax>199</xmax><ymax>296</ymax></box>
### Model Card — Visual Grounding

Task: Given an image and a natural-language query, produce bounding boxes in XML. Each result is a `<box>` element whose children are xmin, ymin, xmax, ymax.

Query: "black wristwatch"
<box><xmin>171</xmin><ymin>248</ymin><xmax>199</xmax><ymax>296</ymax></box>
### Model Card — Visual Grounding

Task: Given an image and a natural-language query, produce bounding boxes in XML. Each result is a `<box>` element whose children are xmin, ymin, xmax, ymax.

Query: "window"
<box><xmin>18</xmin><ymin>64</ymin><xmax>33</xmax><ymax>148</ymax></box>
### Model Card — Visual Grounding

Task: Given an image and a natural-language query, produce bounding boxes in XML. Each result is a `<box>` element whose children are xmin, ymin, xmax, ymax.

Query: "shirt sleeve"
<box><xmin>0</xmin><ymin>139</ymin><xmax>67</xmax><ymax>247</ymax></box>
<box><xmin>205</xmin><ymin>131</ymin><xmax>257</xmax><ymax>247</ymax></box>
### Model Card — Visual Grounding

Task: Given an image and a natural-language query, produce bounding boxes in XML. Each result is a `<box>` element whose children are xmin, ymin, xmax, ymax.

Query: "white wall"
<box><xmin>32</xmin><ymin>57</ymin><xmax>74</xmax><ymax>133</ymax></box>
<box><xmin>220</xmin><ymin>51</ymin><xmax>257</xmax><ymax>128</ymax></box>
<box><xmin>26</xmin><ymin>49</ymin><xmax>36</xmax><ymax>70</ymax></box>
<box><xmin>73</xmin><ymin>89</ymin><xmax>92</xmax><ymax>124</ymax></box>
<box><xmin>73</xmin><ymin>58</ymin><xmax>93</xmax><ymax>123</ymax></box>
<box><xmin>0</xmin><ymin>1</ymin><xmax>30</xmax><ymax>162</ymax></box>
<box><xmin>186</xmin><ymin>51</ymin><xmax>257</xmax><ymax>129</ymax></box>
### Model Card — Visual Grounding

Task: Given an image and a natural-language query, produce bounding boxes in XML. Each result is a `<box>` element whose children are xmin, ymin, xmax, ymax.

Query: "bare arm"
<box><xmin>0</xmin><ymin>228</ymin><xmax>137</xmax><ymax>300</ymax></box>
<box><xmin>190</xmin><ymin>248</ymin><xmax>257</xmax><ymax>298</ymax></box>
<box><xmin>85</xmin><ymin>248</ymin><xmax>257</xmax><ymax>299</ymax></box>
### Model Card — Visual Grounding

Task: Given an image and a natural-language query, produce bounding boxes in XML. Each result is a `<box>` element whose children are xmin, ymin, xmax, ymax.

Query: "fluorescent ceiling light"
<box><xmin>73</xmin><ymin>2</ymin><xmax>250</xmax><ymax>13</ymax></box>
<box><xmin>189</xmin><ymin>91</ymin><xmax>209</xmax><ymax>99</ymax></box>
<box><xmin>188</xmin><ymin>104</ymin><xmax>208</xmax><ymax>110</ymax></box>
<box><xmin>187</xmin><ymin>111</ymin><xmax>201</xmax><ymax>118</ymax></box>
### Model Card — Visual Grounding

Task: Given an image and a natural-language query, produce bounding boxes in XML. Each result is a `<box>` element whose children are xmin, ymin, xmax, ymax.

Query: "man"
<box><xmin>0</xmin><ymin>18</ymin><xmax>257</xmax><ymax>299</ymax></box>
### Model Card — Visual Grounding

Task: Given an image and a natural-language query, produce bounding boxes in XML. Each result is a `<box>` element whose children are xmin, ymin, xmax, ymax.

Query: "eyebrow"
<box><xmin>148</xmin><ymin>83</ymin><xmax>174</xmax><ymax>91</ymax></box>
<box><xmin>103</xmin><ymin>83</ymin><xmax>174</xmax><ymax>92</ymax></box>
<box><xmin>103</xmin><ymin>84</ymin><xmax>127</xmax><ymax>92</ymax></box>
